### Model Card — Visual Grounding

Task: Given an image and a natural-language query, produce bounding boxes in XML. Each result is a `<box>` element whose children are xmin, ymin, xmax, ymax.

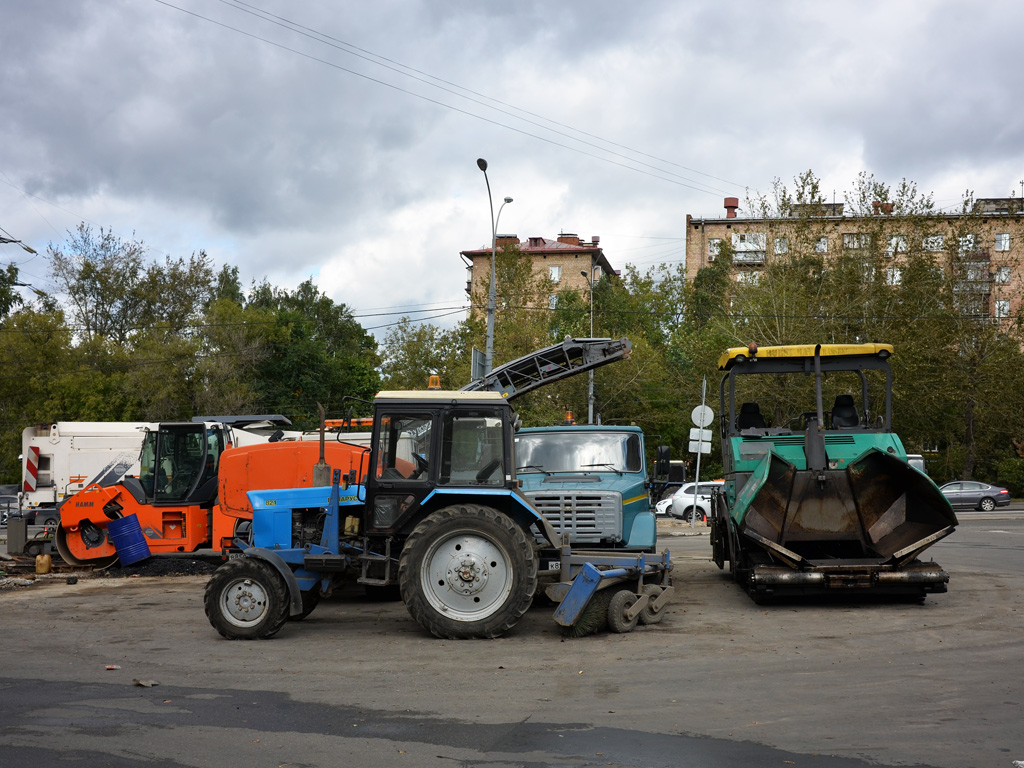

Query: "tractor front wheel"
<box><xmin>204</xmin><ymin>558</ymin><xmax>289</xmax><ymax>640</ymax></box>
<box><xmin>399</xmin><ymin>504</ymin><xmax>538</xmax><ymax>639</ymax></box>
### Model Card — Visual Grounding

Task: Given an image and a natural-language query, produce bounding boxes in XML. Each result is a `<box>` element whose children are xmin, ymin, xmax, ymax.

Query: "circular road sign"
<box><xmin>691</xmin><ymin>405</ymin><xmax>714</xmax><ymax>428</ymax></box>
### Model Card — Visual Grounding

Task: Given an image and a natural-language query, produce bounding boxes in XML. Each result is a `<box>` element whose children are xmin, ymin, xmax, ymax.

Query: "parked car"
<box><xmin>669</xmin><ymin>480</ymin><xmax>724</xmax><ymax>522</ymax></box>
<box><xmin>939</xmin><ymin>481</ymin><xmax>1011</xmax><ymax>511</ymax></box>
<box><xmin>0</xmin><ymin>495</ymin><xmax>18</xmax><ymax>526</ymax></box>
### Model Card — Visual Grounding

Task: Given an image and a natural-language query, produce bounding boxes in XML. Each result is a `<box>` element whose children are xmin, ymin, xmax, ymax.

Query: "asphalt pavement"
<box><xmin>2</xmin><ymin>515</ymin><xmax>1023</xmax><ymax>768</ymax></box>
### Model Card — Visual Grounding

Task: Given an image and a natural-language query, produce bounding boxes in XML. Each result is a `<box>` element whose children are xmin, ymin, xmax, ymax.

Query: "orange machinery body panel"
<box><xmin>216</xmin><ymin>440</ymin><xmax>369</xmax><ymax>519</ymax></box>
<box><xmin>213</xmin><ymin>440</ymin><xmax>369</xmax><ymax>551</ymax></box>
<box><xmin>59</xmin><ymin>440</ymin><xmax>370</xmax><ymax>563</ymax></box>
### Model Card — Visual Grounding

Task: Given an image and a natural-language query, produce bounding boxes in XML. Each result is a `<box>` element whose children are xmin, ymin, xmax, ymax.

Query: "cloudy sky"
<box><xmin>3</xmin><ymin>0</ymin><xmax>1023</xmax><ymax>337</ymax></box>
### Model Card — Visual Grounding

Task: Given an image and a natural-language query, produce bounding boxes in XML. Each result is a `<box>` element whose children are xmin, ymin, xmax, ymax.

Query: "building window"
<box><xmin>996</xmin><ymin>299</ymin><xmax>1010</xmax><ymax>319</ymax></box>
<box><xmin>923</xmin><ymin>235</ymin><xmax>945</xmax><ymax>251</ymax></box>
<box><xmin>995</xmin><ymin>266</ymin><xmax>1011</xmax><ymax>284</ymax></box>
<box><xmin>549</xmin><ymin>265</ymin><xmax>561</xmax><ymax>283</ymax></box>
<box><xmin>736</xmin><ymin>270</ymin><xmax>760</xmax><ymax>285</ymax></box>
<box><xmin>965</xmin><ymin>262</ymin><xmax>988</xmax><ymax>282</ymax></box>
<box><xmin>958</xmin><ymin>234</ymin><xmax>977</xmax><ymax>254</ymax></box>
<box><xmin>548</xmin><ymin>295</ymin><xmax>558</xmax><ymax>310</ymax></box>
<box><xmin>995</xmin><ymin>233</ymin><xmax>1010</xmax><ymax>251</ymax></box>
<box><xmin>708</xmin><ymin>238</ymin><xmax>722</xmax><ymax>257</ymax></box>
<box><xmin>774</xmin><ymin>237</ymin><xmax>788</xmax><ymax>254</ymax></box>
<box><xmin>885</xmin><ymin>267</ymin><xmax>903</xmax><ymax>286</ymax></box>
<box><xmin>843</xmin><ymin>233</ymin><xmax>871</xmax><ymax>250</ymax></box>
<box><xmin>886</xmin><ymin>236</ymin><xmax>908</xmax><ymax>257</ymax></box>
<box><xmin>815</xmin><ymin>236</ymin><xmax>828</xmax><ymax>253</ymax></box>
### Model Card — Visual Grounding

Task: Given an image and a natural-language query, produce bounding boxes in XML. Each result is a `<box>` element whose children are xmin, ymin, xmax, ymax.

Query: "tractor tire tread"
<box><xmin>398</xmin><ymin>503</ymin><xmax>538</xmax><ymax>639</ymax></box>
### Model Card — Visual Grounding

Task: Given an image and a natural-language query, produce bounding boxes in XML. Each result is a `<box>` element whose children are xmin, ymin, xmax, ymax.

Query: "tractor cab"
<box><xmin>136</xmin><ymin>423</ymin><xmax>227</xmax><ymax>505</ymax></box>
<box><xmin>364</xmin><ymin>390</ymin><xmax>515</xmax><ymax>534</ymax></box>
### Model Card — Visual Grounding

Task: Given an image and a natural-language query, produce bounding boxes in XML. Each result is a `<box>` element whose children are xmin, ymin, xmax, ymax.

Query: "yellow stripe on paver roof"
<box><xmin>717</xmin><ymin>343</ymin><xmax>894</xmax><ymax>370</ymax></box>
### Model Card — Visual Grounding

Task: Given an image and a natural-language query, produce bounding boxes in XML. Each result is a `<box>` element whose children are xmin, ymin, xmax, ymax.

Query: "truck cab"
<box><xmin>514</xmin><ymin>425</ymin><xmax>657</xmax><ymax>563</ymax></box>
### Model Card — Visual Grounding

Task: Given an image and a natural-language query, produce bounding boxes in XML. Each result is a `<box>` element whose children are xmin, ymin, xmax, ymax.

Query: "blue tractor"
<box><xmin>203</xmin><ymin>389</ymin><xmax>674</xmax><ymax>639</ymax></box>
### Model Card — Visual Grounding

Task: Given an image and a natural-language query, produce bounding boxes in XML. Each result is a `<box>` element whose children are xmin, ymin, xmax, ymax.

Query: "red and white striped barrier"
<box><xmin>23</xmin><ymin>446</ymin><xmax>39</xmax><ymax>492</ymax></box>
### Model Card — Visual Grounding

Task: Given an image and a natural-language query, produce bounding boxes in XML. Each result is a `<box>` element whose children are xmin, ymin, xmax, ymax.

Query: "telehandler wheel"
<box><xmin>399</xmin><ymin>504</ymin><xmax>538</xmax><ymax>639</ymax></box>
<box><xmin>607</xmin><ymin>589</ymin><xmax>640</xmax><ymax>633</ymax></box>
<box><xmin>204</xmin><ymin>558</ymin><xmax>290</xmax><ymax>640</ymax></box>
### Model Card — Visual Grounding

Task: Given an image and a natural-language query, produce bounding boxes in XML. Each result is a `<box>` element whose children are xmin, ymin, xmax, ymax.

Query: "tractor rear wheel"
<box><xmin>399</xmin><ymin>504</ymin><xmax>538</xmax><ymax>639</ymax></box>
<box><xmin>291</xmin><ymin>589</ymin><xmax>320</xmax><ymax>621</ymax></box>
<box><xmin>204</xmin><ymin>558</ymin><xmax>289</xmax><ymax>640</ymax></box>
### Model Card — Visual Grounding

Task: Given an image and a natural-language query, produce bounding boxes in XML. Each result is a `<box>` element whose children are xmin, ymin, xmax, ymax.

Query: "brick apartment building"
<box><xmin>685</xmin><ymin>196</ymin><xmax>1024</xmax><ymax>321</ymax></box>
<box><xmin>461</xmin><ymin>233</ymin><xmax>618</xmax><ymax>310</ymax></box>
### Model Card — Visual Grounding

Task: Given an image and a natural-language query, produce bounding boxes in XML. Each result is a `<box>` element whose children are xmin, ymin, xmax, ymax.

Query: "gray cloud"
<box><xmin>3</xmin><ymin>0</ymin><xmax>1023</xmax><ymax>331</ymax></box>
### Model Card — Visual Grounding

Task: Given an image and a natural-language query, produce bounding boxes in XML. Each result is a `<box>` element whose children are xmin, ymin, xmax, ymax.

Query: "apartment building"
<box><xmin>685</xmin><ymin>196</ymin><xmax>1024</xmax><ymax>321</ymax></box>
<box><xmin>461</xmin><ymin>233</ymin><xmax>618</xmax><ymax>310</ymax></box>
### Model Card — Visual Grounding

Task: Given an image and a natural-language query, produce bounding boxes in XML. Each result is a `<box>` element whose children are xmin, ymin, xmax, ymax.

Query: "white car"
<box><xmin>669</xmin><ymin>481</ymin><xmax>724</xmax><ymax>522</ymax></box>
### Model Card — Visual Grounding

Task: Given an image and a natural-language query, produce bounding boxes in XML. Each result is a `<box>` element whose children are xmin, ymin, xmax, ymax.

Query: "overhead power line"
<box><xmin>218</xmin><ymin>0</ymin><xmax>745</xmax><ymax>193</ymax></box>
<box><xmin>150</xmin><ymin>0</ymin><xmax>740</xmax><ymax>196</ymax></box>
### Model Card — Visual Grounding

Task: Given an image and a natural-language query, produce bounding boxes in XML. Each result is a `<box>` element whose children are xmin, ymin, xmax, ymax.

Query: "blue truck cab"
<box><xmin>514</xmin><ymin>425</ymin><xmax>657</xmax><ymax>566</ymax></box>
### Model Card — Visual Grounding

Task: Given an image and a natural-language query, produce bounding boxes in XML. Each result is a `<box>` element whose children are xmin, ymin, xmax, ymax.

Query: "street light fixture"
<box><xmin>477</xmin><ymin>158</ymin><xmax>513</xmax><ymax>376</ymax></box>
<box><xmin>581</xmin><ymin>269</ymin><xmax>596</xmax><ymax>424</ymax></box>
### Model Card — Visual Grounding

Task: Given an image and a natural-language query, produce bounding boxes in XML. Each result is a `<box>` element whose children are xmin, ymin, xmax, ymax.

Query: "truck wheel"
<box><xmin>607</xmin><ymin>589</ymin><xmax>639</xmax><ymax>633</ymax></box>
<box><xmin>204</xmin><ymin>558</ymin><xmax>289</xmax><ymax>640</ymax></box>
<box><xmin>399</xmin><ymin>504</ymin><xmax>538</xmax><ymax>639</ymax></box>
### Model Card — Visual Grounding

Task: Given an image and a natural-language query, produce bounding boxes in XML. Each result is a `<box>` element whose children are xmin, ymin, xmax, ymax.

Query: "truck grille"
<box><xmin>525</xmin><ymin>491</ymin><xmax>622</xmax><ymax>543</ymax></box>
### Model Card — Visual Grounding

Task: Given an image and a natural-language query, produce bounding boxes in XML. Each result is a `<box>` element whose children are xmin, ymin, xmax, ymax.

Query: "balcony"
<box><xmin>732</xmin><ymin>251</ymin><xmax>766</xmax><ymax>266</ymax></box>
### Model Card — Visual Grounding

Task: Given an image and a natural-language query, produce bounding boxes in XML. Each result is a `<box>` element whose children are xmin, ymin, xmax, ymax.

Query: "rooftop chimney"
<box><xmin>724</xmin><ymin>197</ymin><xmax>739</xmax><ymax>219</ymax></box>
<box><xmin>557</xmin><ymin>233</ymin><xmax>580</xmax><ymax>246</ymax></box>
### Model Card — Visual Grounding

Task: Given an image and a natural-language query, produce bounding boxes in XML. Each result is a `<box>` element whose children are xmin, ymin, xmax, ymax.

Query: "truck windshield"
<box><xmin>515</xmin><ymin>432</ymin><xmax>642</xmax><ymax>473</ymax></box>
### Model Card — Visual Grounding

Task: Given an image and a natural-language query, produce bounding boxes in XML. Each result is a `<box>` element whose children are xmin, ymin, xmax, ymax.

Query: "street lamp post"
<box><xmin>476</xmin><ymin>158</ymin><xmax>512</xmax><ymax>376</ymax></box>
<box><xmin>581</xmin><ymin>269</ymin><xmax>595</xmax><ymax>424</ymax></box>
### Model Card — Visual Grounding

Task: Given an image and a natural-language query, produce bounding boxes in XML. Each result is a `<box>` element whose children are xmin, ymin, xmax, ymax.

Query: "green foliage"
<box><xmin>380</xmin><ymin>317</ymin><xmax>475</xmax><ymax>391</ymax></box>
<box><xmin>996</xmin><ymin>457</ymin><xmax>1024</xmax><ymax>497</ymax></box>
<box><xmin>0</xmin><ymin>262</ymin><xmax>22</xmax><ymax>320</ymax></box>
<box><xmin>247</xmin><ymin>279</ymin><xmax>380</xmax><ymax>427</ymax></box>
<box><xmin>0</xmin><ymin>226</ymin><xmax>384</xmax><ymax>482</ymax></box>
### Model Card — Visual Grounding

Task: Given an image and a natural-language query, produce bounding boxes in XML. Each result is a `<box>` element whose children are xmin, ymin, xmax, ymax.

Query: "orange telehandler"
<box><xmin>55</xmin><ymin>420</ymin><xmax>369</xmax><ymax>567</ymax></box>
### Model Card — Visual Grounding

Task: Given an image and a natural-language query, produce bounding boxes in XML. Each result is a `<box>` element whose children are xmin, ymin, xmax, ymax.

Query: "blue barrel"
<box><xmin>107</xmin><ymin>514</ymin><xmax>152</xmax><ymax>566</ymax></box>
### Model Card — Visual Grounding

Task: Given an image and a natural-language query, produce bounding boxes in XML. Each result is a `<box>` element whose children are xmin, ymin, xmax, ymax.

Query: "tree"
<box><xmin>247</xmin><ymin>279</ymin><xmax>380</xmax><ymax>426</ymax></box>
<box><xmin>1</xmin><ymin>262</ymin><xmax>22</xmax><ymax>320</ymax></box>
<box><xmin>48</xmin><ymin>223</ymin><xmax>215</xmax><ymax>347</ymax></box>
<box><xmin>379</xmin><ymin>317</ymin><xmax>475</xmax><ymax>391</ymax></box>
